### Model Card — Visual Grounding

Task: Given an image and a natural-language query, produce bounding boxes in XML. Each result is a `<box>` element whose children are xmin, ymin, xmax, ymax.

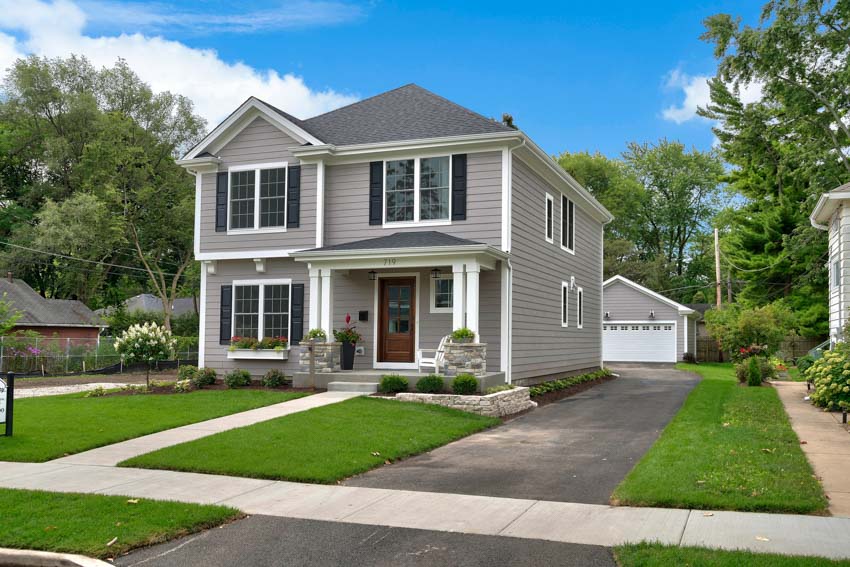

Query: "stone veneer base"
<box><xmin>396</xmin><ymin>386</ymin><xmax>536</xmax><ymax>418</ymax></box>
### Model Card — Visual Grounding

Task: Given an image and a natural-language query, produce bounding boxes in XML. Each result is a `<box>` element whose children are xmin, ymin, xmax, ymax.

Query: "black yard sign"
<box><xmin>0</xmin><ymin>372</ymin><xmax>13</xmax><ymax>437</ymax></box>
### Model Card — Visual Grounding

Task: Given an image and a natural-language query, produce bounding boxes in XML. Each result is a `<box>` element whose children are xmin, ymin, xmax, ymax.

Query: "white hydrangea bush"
<box><xmin>114</xmin><ymin>322</ymin><xmax>177</xmax><ymax>388</ymax></box>
<box><xmin>806</xmin><ymin>342</ymin><xmax>850</xmax><ymax>411</ymax></box>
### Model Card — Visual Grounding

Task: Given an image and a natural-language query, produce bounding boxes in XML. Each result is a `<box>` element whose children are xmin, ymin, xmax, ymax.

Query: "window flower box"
<box><xmin>227</xmin><ymin>349</ymin><xmax>289</xmax><ymax>361</ymax></box>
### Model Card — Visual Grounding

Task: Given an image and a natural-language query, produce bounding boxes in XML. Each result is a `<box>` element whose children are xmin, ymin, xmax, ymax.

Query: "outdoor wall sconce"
<box><xmin>604</xmin><ymin>312</ymin><xmax>610</xmax><ymax>320</ymax></box>
<box><xmin>368</xmin><ymin>271</ymin><xmax>377</xmax><ymax>281</ymax></box>
<box><xmin>649</xmin><ymin>310</ymin><xmax>655</xmax><ymax>319</ymax></box>
<box><xmin>431</xmin><ymin>268</ymin><xmax>442</xmax><ymax>279</ymax></box>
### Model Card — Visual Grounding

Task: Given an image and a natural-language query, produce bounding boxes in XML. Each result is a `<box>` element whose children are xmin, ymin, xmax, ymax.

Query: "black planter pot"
<box><xmin>341</xmin><ymin>341</ymin><xmax>356</xmax><ymax>370</ymax></box>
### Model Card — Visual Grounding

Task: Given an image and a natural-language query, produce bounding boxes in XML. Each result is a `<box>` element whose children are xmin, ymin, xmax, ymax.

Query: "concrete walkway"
<box><xmin>2</xmin><ymin>460</ymin><xmax>850</xmax><ymax>560</ymax></box>
<box><xmin>49</xmin><ymin>391</ymin><xmax>362</xmax><ymax>466</ymax></box>
<box><xmin>773</xmin><ymin>380</ymin><xmax>850</xmax><ymax>517</ymax></box>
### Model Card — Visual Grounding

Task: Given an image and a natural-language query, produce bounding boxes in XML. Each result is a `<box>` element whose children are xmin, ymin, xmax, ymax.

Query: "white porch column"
<box><xmin>465</xmin><ymin>261</ymin><xmax>480</xmax><ymax>338</ymax></box>
<box><xmin>320</xmin><ymin>268</ymin><xmax>334</xmax><ymax>340</ymax></box>
<box><xmin>308</xmin><ymin>267</ymin><xmax>321</xmax><ymax>333</ymax></box>
<box><xmin>452</xmin><ymin>263</ymin><xmax>465</xmax><ymax>331</ymax></box>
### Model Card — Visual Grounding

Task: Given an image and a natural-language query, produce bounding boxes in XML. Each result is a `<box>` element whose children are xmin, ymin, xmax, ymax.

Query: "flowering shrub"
<box><xmin>173</xmin><ymin>379</ymin><xmax>194</xmax><ymax>393</ymax></box>
<box><xmin>306</xmin><ymin>328</ymin><xmax>327</xmax><ymax>340</ymax></box>
<box><xmin>114</xmin><ymin>322</ymin><xmax>176</xmax><ymax>389</ymax></box>
<box><xmin>769</xmin><ymin>356</ymin><xmax>788</xmax><ymax>372</ymax></box>
<box><xmin>806</xmin><ymin>343</ymin><xmax>850</xmax><ymax>410</ymax></box>
<box><xmin>737</xmin><ymin>344</ymin><xmax>769</xmax><ymax>361</ymax></box>
<box><xmin>229</xmin><ymin>336</ymin><xmax>288</xmax><ymax>350</ymax></box>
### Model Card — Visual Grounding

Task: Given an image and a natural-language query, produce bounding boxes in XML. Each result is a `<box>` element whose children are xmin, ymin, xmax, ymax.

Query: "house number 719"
<box><xmin>383</xmin><ymin>258</ymin><xmax>397</xmax><ymax>266</ymax></box>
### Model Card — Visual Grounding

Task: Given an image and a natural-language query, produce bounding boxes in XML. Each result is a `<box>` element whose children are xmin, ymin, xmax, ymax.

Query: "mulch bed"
<box><xmin>16</xmin><ymin>372</ymin><xmax>178</xmax><ymax>389</ymax></box>
<box><xmin>529</xmin><ymin>373</ymin><xmax>618</xmax><ymax>407</ymax></box>
<box><xmin>91</xmin><ymin>380</ymin><xmax>320</xmax><ymax>397</ymax></box>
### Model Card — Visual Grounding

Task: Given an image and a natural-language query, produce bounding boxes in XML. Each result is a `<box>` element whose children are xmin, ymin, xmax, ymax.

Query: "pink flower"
<box><xmin>345</xmin><ymin>313</ymin><xmax>351</xmax><ymax>325</ymax></box>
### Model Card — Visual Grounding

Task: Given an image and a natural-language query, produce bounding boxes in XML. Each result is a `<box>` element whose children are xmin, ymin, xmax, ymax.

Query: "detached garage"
<box><xmin>602</xmin><ymin>275</ymin><xmax>698</xmax><ymax>363</ymax></box>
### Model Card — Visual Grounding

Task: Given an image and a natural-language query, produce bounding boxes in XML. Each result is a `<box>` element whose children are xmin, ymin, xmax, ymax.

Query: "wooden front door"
<box><xmin>379</xmin><ymin>277</ymin><xmax>416</xmax><ymax>363</ymax></box>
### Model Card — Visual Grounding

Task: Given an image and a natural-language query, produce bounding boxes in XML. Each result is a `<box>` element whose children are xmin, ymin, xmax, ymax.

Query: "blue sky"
<box><xmin>0</xmin><ymin>0</ymin><xmax>765</xmax><ymax>157</ymax></box>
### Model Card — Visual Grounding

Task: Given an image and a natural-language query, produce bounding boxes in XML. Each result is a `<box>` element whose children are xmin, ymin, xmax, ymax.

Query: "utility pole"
<box><xmin>714</xmin><ymin>228</ymin><xmax>722</xmax><ymax>308</ymax></box>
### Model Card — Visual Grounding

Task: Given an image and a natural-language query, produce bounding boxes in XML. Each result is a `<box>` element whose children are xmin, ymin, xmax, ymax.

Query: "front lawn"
<box><xmin>121</xmin><ymin>397</ymin><xmax>499</xmax><ymax>483</ymax></box>
<box><xmin>0</xmin><ymin>488</ymin><xmax>239</xmax><ymax>559</ymax></box>
<box><xmin>611</xmin><ymin>363</ymin><xmax>827</xmax><ymax>514</ymax></box>
<box><xmin>0</xmin><ymin>390</ymin><xmax>306</xmax><ymax>462</ymax></box>
<box><xmin>616</xmin><ymin>543</ymin><xmax>850</xmax><ymax>566</ymax></box>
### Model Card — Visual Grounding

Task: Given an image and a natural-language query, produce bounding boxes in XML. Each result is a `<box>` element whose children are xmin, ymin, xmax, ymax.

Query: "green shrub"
<box><xmin>807</xmin><ymin>342</ymin><xmax>850</xmax><ymax>410</ymax></box>
<box><xmin>191</xmin><ymin>367</ymin><xmax>217</xmax><ymax>388</ymax></box>
<box><xmin>177</xmin><ymin>365</ymin><xmax>200</xmax><ymax>382</ymax></box>
<box><xmin>735</xmin><ymin>362</ymin><xmax>748</xmax><ymax>384</ymax></box>
<box><xmin>450</xmin><ymin>327</ymin><xmax>475</xmax><ymax>342</ymax></box>
<box><xmin>796</xmin><ymin>354</ymin><xmax>816</xmax><ymax>375</ymax></box>
<box><xmin>262</xmin><ymin>369</ymin><xmax>287</xmax><ymax>388</ymax></box>
<box><xmin>84</xmin><ymin>386</ymin><xmax>107</xmax><ymax>397</ymax></box>
<box><xmin>416</xmin><ymin>374</ymin><xmax>444</xmax><ymax>393</ymax></box>
<box><xmin>452</xmin><ymin>373</ymin><xmax>478</xmax><ymax>395</ymax></box>
<box><xmin>528</xmin><ymin>369</ymin><xmax>613</xmax><ymax>397</ymax></box>
<box><xmin>171</xmin><ymin>312</ymin><xmax>200</xmax><ymax>337</ymax></box>
<box><xmin>173</xmin><ymin>379</ymin><xmax>194</xmax><ymax>393</ymax></box>
<box><xmin>703</xmin><ymin>303</ymin><xmax>792</xmax><ymax>358</ymax></box>
<box><xmin>485</xmin><ymin>384</ymin><xmax>515</xmax><ymax>394</ymax></box>
<box><xmin>224</xmin><ymin>369</ymin><xmax>252</xmax><ymax>389</ymax></box>
<box><xmin>306</xmin><ymin>328</ymin><xmax>327</xmax><ymax>340</ymax></box>
<box><xmin>379</xmin><ymin>374</ymin><xmax>409</xmax><ymax>394</ymax></box>
<box><xmin>747</xmin><ymin>356</ymin><xmax>763</xmax><ymax>387</ymax></box>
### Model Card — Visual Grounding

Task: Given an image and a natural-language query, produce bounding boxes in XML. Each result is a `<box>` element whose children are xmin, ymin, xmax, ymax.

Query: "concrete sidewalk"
<box><xmin>773</xmin><ymin>380</ymin><xmax>850</xmax><ymax>517</ymax></box>
<box><xmin>2</xmin><ymin>460</ymin><xmax>850</xmax><ymax>560</ymax></box>
<box><xmin>49</xmin><ymin>391</ymin><xmax>362</xmax><ymax>466</ymax></box>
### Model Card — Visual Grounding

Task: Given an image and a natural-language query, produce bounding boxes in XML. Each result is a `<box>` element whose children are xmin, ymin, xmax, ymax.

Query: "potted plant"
<box><xmin>306</xmin><ymin>328</ymin><xmax>327</xmax><ymax>341</ymax></box>
<box><xmin>451</xmin><ymin>327</ymin><xmax>476</xmax><ymax>343</ymax></box>
<box><xmin>334</xmin><ymin>313</ymin><xmax>362</xmax><ymax>370</ymax></box>
<box><xmin>227</xmin><ymin>335</ymin><xmax>289</xmax><ymax>360</ymax></box>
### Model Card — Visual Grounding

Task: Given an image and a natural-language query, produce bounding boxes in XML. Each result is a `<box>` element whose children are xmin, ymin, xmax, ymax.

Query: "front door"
<box><xmin>379</xmin><ymin>277</ymin><xmax>416</xmax><ymax>363</ymax></box>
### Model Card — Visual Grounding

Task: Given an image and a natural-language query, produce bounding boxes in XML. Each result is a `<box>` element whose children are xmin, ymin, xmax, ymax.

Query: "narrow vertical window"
<box><xmin>420</xmin><ymin>156</ymin><xmax>450</xmax><ymax>220</ymax></box>
<box><xmin>577</xmin><ymin>287</ymin><xmax>584</xmax><ymax>329</ymax></box>
<box><xmin>229</xmin><ymin>170</ymin><xmax>256</xmax><ymax>229</ymax></box>
<box><xmin>233</xmin><ymin>285</ymin><xmax>260</xmax><ymax>338</ymax></box>
<box><xmin>545</xmin><ymin>194</ymin><xmax>554</xmax><ymax>243</ymax></box>
<box><xmin>833</xmin><ymin>259</ymin><xmax>841</xmax><ymax>288</ymax></box>
<box><xmin>561</xmin><ymin>195</ymin><xmax>575</xmax><ymax>252</ymax></box>
<box><xmin>385</xmin><ymin>159</ymin><xmax>415</xmax><ymax>222</ymax></box>
<box><xmin>259</xmin><ymin>168</ymin><xmax>287</xmax><ymax>228</ymax></box>
<box><xmin>263</xmin><ymin>284</ymin><xmax>290</xmax><ymax>339</ymax></box>
<box><xmin>561</xmin><ymin>281</ymin><xmax>569</xmax><ymax>327</ymax></box>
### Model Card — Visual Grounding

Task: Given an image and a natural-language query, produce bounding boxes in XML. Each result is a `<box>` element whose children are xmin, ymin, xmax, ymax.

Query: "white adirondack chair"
<box><xmin>418</xmin><ymin>335</ymin><xmax>449</xmax><ymax>373</ymax></box>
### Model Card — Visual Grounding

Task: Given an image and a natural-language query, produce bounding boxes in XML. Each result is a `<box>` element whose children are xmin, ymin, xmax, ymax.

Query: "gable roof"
<box><xmin>811</xmin><ymin>184</ymin><xmax>850</xmax><ymax>228</ymax></box>
<box><xmin>0</xmin><ymin>279</ymin><xmax>103</xmax><ymax>328</ymax></box>
<box><xmin>603</xmin><ymin>275</ymin><xmax>695</xmax><ymax>316</ymax></box>
<box><xmin>301</xmin><ymin>231</ymin><xmax>483</xmax><ymax>253</ymax></box>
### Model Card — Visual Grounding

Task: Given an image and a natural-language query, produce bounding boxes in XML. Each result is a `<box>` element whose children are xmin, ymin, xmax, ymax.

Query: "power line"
<box><xmin>0</xmin><ymin>241</ymin><xmax>181</xmax><ymax>277</ymax></box>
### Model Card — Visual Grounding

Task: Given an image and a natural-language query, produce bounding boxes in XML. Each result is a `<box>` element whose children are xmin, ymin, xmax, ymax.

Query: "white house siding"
<box><xmin>197</xmin><ymin>117</ymin><xmax>318</xmax><ymax>253</ymax></box>
<box><xmin>322</xmin><ymin>151</ymin><xmax>503</xmax><ymax>247</ymax></box>
<box><xmin>510</xmin><ymin>156</ymin><xmax>604</xmax><ymax>385</ymax></box>
<box><xmin>828</xmin><ymin>206</ymin><xmax>850</xmax><ymax>338</ymax></box>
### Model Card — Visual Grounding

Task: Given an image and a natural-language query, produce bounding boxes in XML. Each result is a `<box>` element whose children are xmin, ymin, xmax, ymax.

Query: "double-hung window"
<box><xmin>561</xmin><ymin>281</ymin><xmax>569</xmax><ymax>327</ymax></box>
<box><xmin>385</xmin><ymin>156</ymin><xmax>451</xmax><ymax>224</ymax></box>
<box><xmin>833</xmin><ymin>257</ymin><xmax>841</xmax><ymax>289</ymax></box>
<box><xmin>576</xmin><ymin>287</ymin><xmax>584</xmax><ymax>329</ymax></box>
<box><xmin>545</xmin><ymin>194</ymin><xmax>554</xmax><ymax>243</ymax></box>
<box><xmin>430</xmin><ymin>275</ymin><xmax>454</xmax><ymax>313</ymax></box>
<box><xmin>561</xmin><ymin>195</ymin><xmax>575</xmax><ymax>252</ymax></box>
<box><xmin>229</xmin><ymin>162</ymin><xmax>288</xmax><ymax>232</ymax></box>
<box><xmin>232</xmin><ymin>280</ymin><xmax>292</xmax><ymax>341</ymax></box>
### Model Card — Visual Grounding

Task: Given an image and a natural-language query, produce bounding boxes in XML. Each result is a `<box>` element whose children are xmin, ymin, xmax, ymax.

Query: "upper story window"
<box><xmin>430</xmin><ymin>275</ymin><xmax>454</xmax><ymax>313</ymax></box>
<box><xmin>545</xmin><ymin>194</ymin><xmax>554</xmax><ymax>243</ymax></box>
<box><xmin>385</xmin><ymin>156</ymin><xmax>451</xmax><ymax>225</ymax></box>
<box><xmin>232</xmin><ymin>280</ymin><xmax>291</xmax><ymax>341</ymax></box>
<box><xmin>228</xmin><ymin>162</ymin><xmax>288</xmax><ymax>232</ymax></box>
<box><xmin>561</xmin><ymin>195</ymin><xmax>575</xmax><ymax>253</ymax></box>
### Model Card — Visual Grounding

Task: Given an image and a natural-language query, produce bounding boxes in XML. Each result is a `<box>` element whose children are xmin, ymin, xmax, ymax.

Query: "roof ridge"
<box><xmin>409</xmin><ymin>85</ymin><xmax>512</xmax><ymax>132</ymax></box>
<box><xmin>303</xmin><ymin>83</ymin><xmax>416</xmax><ymax>123</ymax></box>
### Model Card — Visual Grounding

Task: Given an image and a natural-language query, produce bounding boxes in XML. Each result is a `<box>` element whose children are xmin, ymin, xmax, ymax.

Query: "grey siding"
<box><xmin>330</xmin><ymin>267</ymin><xmax>501</xmax><ymax>371</ymax></box>
<box><xmin>602</xmin><ymin>280</ymin><xmax>688</xmax><ymax>359</ymax></box>
<box><xmin>203</xmin><ymin>258</ymin><xmax>309</xmax><ymax>376</ymax></box>
<box><xmin>323</xmin><ymin>151</ymin><xmax>503</xmax><ymax>247</ymax></box>
<box><xmin>510</xmin><ymin>157</ymin><xmax>603</xmax><ymax>384</ymax></box>
<box><xmin>198</xmin><ymin>117</ymin><xmax>317</xmax><ymax>253</ymax></box>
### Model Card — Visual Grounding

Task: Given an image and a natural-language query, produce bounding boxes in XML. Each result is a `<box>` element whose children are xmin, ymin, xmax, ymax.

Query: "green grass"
<box><xmin>611</xmin><ymin>363</ymin><xmax>827</xmax><ymax>514</ymax></box>
<box><xmin>0</xmin><ymin>390</ymin><xmax>306</xmax><ymax>462</ymax></box>
<box><xmin>0</xmin><ymin>488</ymin><xmax>239</xmax><ymax>559</ymax></box>
<box><xmin>615</xmin><ymin>543</ymin><xmax>850</xmax><ymax>566</ymax></box>
<box><xmin>121</xmin><ymin>397</ymin><xmax>500</xmax><ymax>483</ymax></box>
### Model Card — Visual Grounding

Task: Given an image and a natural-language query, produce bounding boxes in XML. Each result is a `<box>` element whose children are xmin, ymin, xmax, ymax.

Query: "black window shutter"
<box><xmin>290</xmin><ymin>283</ymin><xmax>305</xmax><ymax>345</ymax></box>
<box><xmin>452</xmin><ymin>154</ymin><xmax>467</xmax><ymax>221</ymax></box>
<box><xmin>215</xmin><ymin>172</ymin><xmax>228</xmax><ymax>232</ymax></box>
<box><xmin>287</xmin><ymin>165</ymin><xmax>301</xmax><ymax>229</ymax></box>
<box><xmin>219</xmin><ymin>285</ymin><xmax>232</xmax><ymax>344</ymax></box>
<box><xmin>369</xmin><ymin>161</ymin><xmax>383</xmax><ymax>225</ymax></box>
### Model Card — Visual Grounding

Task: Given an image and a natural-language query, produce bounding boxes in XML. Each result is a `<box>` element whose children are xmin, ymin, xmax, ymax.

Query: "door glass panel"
<box><xmin>386</xmin><ymin>284</ymin><xmax>412</xmax><ymax>335</ymax></box>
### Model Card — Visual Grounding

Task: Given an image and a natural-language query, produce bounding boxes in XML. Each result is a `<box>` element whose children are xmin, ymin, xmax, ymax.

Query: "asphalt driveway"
<box><xmin>345</xmin><ymin>365</ymin><xmax>699</xmax><ymax>503</ymax></box>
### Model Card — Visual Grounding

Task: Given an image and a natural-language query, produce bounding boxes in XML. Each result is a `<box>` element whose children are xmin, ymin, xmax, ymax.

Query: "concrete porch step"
<box><xmin>327</xmin><ymin>381</ymin><xmax>379</xmax><ymax>394</ymax></box>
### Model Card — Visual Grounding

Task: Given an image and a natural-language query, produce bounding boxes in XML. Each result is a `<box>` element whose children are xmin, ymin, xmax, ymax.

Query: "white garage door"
<box><xmin>603</xmin><ymin>322</ymin><xmax>676</xmax><ymax>363</ymax></box>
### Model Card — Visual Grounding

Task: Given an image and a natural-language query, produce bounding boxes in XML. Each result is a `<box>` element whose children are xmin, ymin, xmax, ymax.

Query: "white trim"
<box><xmin>226</xmin><ymin>162</ymin><xmax>288</xmax><ymax>234</ymax></box>
<box><xmin>545</xmin><ymin>193</ymin><xmax>554</xmax><ymax>244</ymax></box>
<box><xmin>683</xmin><ymin>315</ymin><xmax>688</xmax><ymax>357</ymax></box>
<box><xmin>316</xmin><ymin>160</ymin><xmax>325</xmax><ymax>248</ymax></box>
<box><xmin>812</xmin><ymin>190</ymin><xmax>850</xmax><ymax>229</ymax></box>
<box><xmin>577</xmin><ymin>286</ymin><xmax>584</xmax><ymax>329</ymax></box>
<box><xmin>193</xmin><ymin>171</ymin><xmax>202</xmax><ymax>257</ymax></box>
<box><xmin>372</xmin><ymin>272</ymin><xmax>421</xmax><ymax>369</ymax></box>
<box><xmin>227</xmin><ymin>349</ymin><xmax>289</xmax><ymax>360</ymax></box>
<box><xmin>230</xmin><ymin>278</ymin><xmax>293</xmax><ymax>341</ymax></box>
<box><xmin>381</xmin><ymin>155</ymin><xmax>453</xmax><ymax>227</ymax></box>
<box><xmin>429</xmin><ymin>274</ymin><xmax>454</xmax><ymax>314</ymax></box>
<box><xmin>501</xmin><ymin>146</ymin><xmax>514</xmax><ymax>253</ymax></box>
<box><xmin>320</xmin><ymin>269</ymin><xmax>334</xmax><ymax>340</ymax></box>
<box><xmin>198</xmin><ymin>267</ymin><xmax>206</xmax><ymax>368</ymax></box>
<box><xmin>195</xmin><ymin>249</ymin><xmax>306</xmax><ymax>261</ymax></box>
<box><xmin>603</xmin><ymin>275</ymin><xmax>696</xmax><ymax>315</ymax></box>
<box><xmin>561</xmin><ymin>281</ymin><xmax>570</xmax><ymax>328</ymax></box>
<box><xmin>560</xmin><ymin>194</ymin><xmax>575</xmax><ymax>255</ymax></box>
<box><xmin>465</xmin><ymin>261</ymin><xmax>480</xmax><ymax>338</ymax></box>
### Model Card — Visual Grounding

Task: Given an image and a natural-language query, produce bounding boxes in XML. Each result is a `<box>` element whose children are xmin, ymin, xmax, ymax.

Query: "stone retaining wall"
<box><xmin>298</xmin><ymin>341</ymin><xmax>340</xmax><ymax>373</ymax></box>
<box><xmin>396</xmin><ymin>386</ymin><xmax>536</xmax><ymax>418</ymax></box>
<box><xmin>443</xmin><ymin>342</ymin><xmax>487</xmax><ymax>376</ymax></box>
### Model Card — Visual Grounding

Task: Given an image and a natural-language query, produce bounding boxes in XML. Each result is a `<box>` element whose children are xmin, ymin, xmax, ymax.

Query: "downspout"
<box><xmin>504</xmin><ymin>138</ymin><xmax>524</xmax><ymax>384</ymax></box>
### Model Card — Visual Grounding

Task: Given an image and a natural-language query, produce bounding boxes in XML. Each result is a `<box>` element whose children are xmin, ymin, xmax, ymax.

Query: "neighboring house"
<box><xmin>177</xmin><ymin>84</ymin><xmax>612</xmax><ymax>386</ymax></box>
<box><xmin>602</xmin><ymin>275</ymin><xmax>697</xmax><ymax>363</ymax></box>
<box><xmin>685</xmin><ymin>303</ymin><xmax>712</xmax><ymax>338</ymax></box>
<box><xmin>812</xmin><ymin>186</ymin><xmax>850</xmax><ymax>343</ymax></box>
<box><xmin>95</xmin><ymin>294</ymin><xmax>197</xmax><ymax>318</ymax></box>
<box><xmin>0</xmin><ymin>277</ymin><xmax>104</xmax><ymax>339</ymax></box>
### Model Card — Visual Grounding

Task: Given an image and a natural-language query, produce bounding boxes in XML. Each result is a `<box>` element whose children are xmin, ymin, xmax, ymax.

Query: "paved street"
<box><xmin>346</xmin><ymin>366</ymin><xmax>699</xmax><ymax>503</ymax></box>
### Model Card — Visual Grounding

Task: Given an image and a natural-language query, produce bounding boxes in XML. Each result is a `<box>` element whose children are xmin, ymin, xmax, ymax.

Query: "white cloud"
<box><xmin>0</xmin><ymin>0</ymin><xmax>359</xmax><ymax>126</ymax></box>
<box><xmin>662</xmin><ymin>68</ymin><xmax>763</xmax><ymax>124</ymax></box>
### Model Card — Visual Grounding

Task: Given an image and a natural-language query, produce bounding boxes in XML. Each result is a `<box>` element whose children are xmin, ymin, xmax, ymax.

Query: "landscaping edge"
<box><xmin>396</xmin><ymin>386</ymin><xmax>536</xmax><ymax>417</ymax></box>
<box><xmin>0</xmin><ymin>547</ymin><xmax>111</xmax><ymax>567</ymax></box>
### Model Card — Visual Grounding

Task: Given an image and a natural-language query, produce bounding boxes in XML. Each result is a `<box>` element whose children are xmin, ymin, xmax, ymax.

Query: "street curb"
<box><xmin>0</xmin><ymin>547</ymin><xmax>111</xmax><ymax>567</ymax></box>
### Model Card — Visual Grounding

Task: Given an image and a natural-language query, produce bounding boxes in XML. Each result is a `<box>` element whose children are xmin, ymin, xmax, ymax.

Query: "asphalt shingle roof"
<box><xmin>303</xmin><ymin>231</ymin><xmax>484</xmax><ymax>253</ymax></box>
<box><xmin>266</xmin><ymin>84</ymin><xmax>514</xmax><ymax>146</ymax></box>
<box><xmin>0</xmin><ymin>279</ymin><xmax>102</xmax><ymax>327</ymax></box>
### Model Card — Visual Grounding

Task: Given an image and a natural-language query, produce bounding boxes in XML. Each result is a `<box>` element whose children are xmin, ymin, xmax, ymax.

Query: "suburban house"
<box><xmin>602</xmin><ymin>275</ymin><xmax>697</xmax><ymax>363</ymax></box>
<box><xmin>177</xmin><ymin>84</ymin><xmax>612</xmax><ymax>387</ymax></box>
<box><xmin>0</xmin><ymin>277</ymin><xmax>104</xmax><ymax>340</ymax></box>
<box><xmin>812</xmin><ymin>186</ymin><xmax>850</xmax><ymax>343</ymax></box>
<box><xmin>95</xmin><ymin>293</ymin><xmax>197</xmax><ymax>318</ymax></box>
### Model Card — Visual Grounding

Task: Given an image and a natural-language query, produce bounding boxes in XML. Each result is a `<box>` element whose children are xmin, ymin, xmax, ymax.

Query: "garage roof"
<box><xmin>603</xmin><ymin>275</ymin><xmax>695</xmax><ymax>316</ymax></box>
